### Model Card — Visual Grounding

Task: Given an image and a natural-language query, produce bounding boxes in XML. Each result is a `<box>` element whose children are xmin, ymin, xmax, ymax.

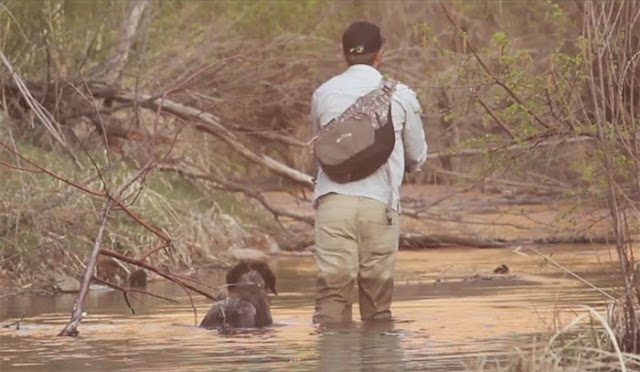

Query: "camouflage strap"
<box><xmin>381</xmin><ymin>78</ymin><xmax>397</xmax><ymax>97</ymax></box>
<box><xmin>330</xmin><ymin>78</ymin><xmax>397</xmax><ymax>130</ymax></box>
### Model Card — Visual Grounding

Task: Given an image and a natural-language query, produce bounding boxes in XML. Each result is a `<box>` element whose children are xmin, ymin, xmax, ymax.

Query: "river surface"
<box><xmin>0</xmin><ymin>245</ymin><xmax>623</xmax><ymax>371</ymax></box>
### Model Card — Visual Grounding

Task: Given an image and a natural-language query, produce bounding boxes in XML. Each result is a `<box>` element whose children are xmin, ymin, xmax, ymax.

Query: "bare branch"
<box><xmin>91</xmin><ymin>276</ymin><xmax>179</xmax><ymax>305</ymax></box>
<box><xmin>0</xmin><ymin>50</ymin><xmax>80</xmax><ymax>165</ymax></box>
<box><xmin>476</xmin><ymin>97</ymin><xmax>516</xmax><ymax>140</ymax></box>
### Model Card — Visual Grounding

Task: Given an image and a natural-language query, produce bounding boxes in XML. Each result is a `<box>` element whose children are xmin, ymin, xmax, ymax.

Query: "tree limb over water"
<box><xmin>86</xmin><ymin>81</ymin><xmax>316</xmax><ymax>189</ymax></box>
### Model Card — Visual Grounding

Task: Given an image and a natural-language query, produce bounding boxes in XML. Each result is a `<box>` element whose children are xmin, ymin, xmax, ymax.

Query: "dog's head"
<box><xmin>226</xmin><ymin>261</ymin><xmax>277</xmax><ymax>295</ymax></box>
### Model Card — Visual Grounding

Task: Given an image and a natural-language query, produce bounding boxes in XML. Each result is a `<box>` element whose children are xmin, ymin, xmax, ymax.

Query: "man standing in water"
<box><xmin>310</xmin><ymin>21</ymin><xmax>428</xmax><ymax>324</ymax></box>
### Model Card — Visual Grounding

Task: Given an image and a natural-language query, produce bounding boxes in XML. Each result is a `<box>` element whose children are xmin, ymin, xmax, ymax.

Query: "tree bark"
<box><xmin>89</xmin><ymin>0</ymin><xmax>150</xmax><ymax>152</ymax></box>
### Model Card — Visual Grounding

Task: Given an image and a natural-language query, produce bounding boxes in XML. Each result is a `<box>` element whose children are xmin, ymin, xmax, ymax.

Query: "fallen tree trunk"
<box><xmin>400</xmin><ymin>233</ymin><xmax>620</xmax><ymax>249</ymax></box>
<box><xmin>283</xmin><ymin>233</ymin><xmax>622</xmax><ymax>251</ymax></box>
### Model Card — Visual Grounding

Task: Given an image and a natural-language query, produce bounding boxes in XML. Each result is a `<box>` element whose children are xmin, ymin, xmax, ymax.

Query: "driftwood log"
<box><xmin>282</xmin><ymin>233</ymin><xmax>622</xmax><ymax>251</ymax></box>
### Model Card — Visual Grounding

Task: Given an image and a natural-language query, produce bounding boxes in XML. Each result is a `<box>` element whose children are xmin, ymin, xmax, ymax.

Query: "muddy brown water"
<box><xmin>0</xmin><ymin>245</ymin><xmax>623</xmax><ymax>372</ymax></box>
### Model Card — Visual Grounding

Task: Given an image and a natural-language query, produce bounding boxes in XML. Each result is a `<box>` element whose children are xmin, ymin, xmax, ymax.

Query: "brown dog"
<box><xmin>200</xmin><ymin>261</ymin><xmax>277</xmax><ymax>330</ymax></box>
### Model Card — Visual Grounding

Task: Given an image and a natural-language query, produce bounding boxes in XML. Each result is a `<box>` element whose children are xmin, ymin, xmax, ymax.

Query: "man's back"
<box><xmin>311</xmin><ymin>64</ymin><xmax>428</xmax><ymax>211</ymax></box>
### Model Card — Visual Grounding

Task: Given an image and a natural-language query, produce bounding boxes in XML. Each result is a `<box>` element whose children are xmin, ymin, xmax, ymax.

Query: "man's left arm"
<box><xmin>310</xmin><ymin>91</ymin><xmax>321</xmax><ymax>135</ymax></box>
<box><xmin>399</xmin><ymin>90</ymin><xmax>428</xmax><ymax>172</ymax></box>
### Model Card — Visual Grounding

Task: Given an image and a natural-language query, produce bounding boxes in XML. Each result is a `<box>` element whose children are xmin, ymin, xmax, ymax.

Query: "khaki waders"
<box><xmin>313</xmin><ymin>193</ymin><xmax>400</xmax><ymax>324</ymax></box>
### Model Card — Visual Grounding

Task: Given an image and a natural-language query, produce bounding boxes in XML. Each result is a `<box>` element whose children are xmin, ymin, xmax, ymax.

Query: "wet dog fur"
<box><xmin>199</xmin><ymin>261</ymin><xmax>277</xmax><ymax>330</ymax></box>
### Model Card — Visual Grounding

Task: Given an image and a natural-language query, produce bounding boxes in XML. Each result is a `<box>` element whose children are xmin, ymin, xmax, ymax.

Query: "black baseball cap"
<box><xmin>342</xmin><ymin>21</ymin><xmax>385</xmax><ymax>55</ymax></box>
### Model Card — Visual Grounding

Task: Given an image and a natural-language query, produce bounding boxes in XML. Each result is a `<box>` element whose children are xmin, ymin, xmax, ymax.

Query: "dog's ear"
<box><xmin>225</xmin><ymin>262</ymin><xmax>251</xmax><ymax>285</ymax></box>
<box><xmin>249</xmin><ymin>262</ymin><xmax>277</xmax><ymax>295</ymax></box>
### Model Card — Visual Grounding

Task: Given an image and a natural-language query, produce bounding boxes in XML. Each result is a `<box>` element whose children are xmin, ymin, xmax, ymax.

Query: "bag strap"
<box><xmin>330</xmin><ymin>77</ymin><xmax>397</xmax><ymax>126</ymax></box>
<box><xmin>381</xmin><ymin>78</ymin><xmax>397</xmax><ymax>98</ymax></box>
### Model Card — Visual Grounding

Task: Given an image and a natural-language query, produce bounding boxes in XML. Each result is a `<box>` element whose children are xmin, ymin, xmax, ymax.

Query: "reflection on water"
<box><xmin>318</xmin><ymin>321</ymin><xmax>405</xmax><ymax>372</ymax></box>
<box><xmin>0</xmin><ymin>246</ymin><xmax>623</xmax><ymax>371</ymax></box>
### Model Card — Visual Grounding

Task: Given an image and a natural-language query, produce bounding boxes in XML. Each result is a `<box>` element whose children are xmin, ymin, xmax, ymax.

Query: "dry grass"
<box><xmin>468</xmin><ymin>308</ymin><xmax>640</xmax><ymax>372</ymax></box>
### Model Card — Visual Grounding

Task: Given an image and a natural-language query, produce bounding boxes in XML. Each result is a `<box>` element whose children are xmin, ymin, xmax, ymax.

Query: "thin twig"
<box><xmin>476</xmin><ymin>96</ymin><xmax>516</xmax><ymax>140</ymax></box>
<box><xmin>0</xmin><ymin>139</ymin><xmax>172</xmax><ymax>243</ymax></box>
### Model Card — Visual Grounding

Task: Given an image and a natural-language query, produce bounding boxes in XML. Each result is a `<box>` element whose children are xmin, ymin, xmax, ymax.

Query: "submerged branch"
<box><xmin>58</xmin><ymin>200</ymin><xmax>113</xmax><ymax>337</ymax></box>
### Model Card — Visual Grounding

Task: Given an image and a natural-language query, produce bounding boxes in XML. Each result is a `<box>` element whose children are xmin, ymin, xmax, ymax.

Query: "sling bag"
<box><xmin>311</xmin><ymin>78</ymin><xmax>397</xmax><ymax>183</ymax></box>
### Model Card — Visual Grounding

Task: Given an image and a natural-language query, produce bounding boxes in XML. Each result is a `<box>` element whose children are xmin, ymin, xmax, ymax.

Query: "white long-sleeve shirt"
<box><xmin>311</xmin><ymin>64</ymin><xmax>428</xmax><ymax>211</ymax></box>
